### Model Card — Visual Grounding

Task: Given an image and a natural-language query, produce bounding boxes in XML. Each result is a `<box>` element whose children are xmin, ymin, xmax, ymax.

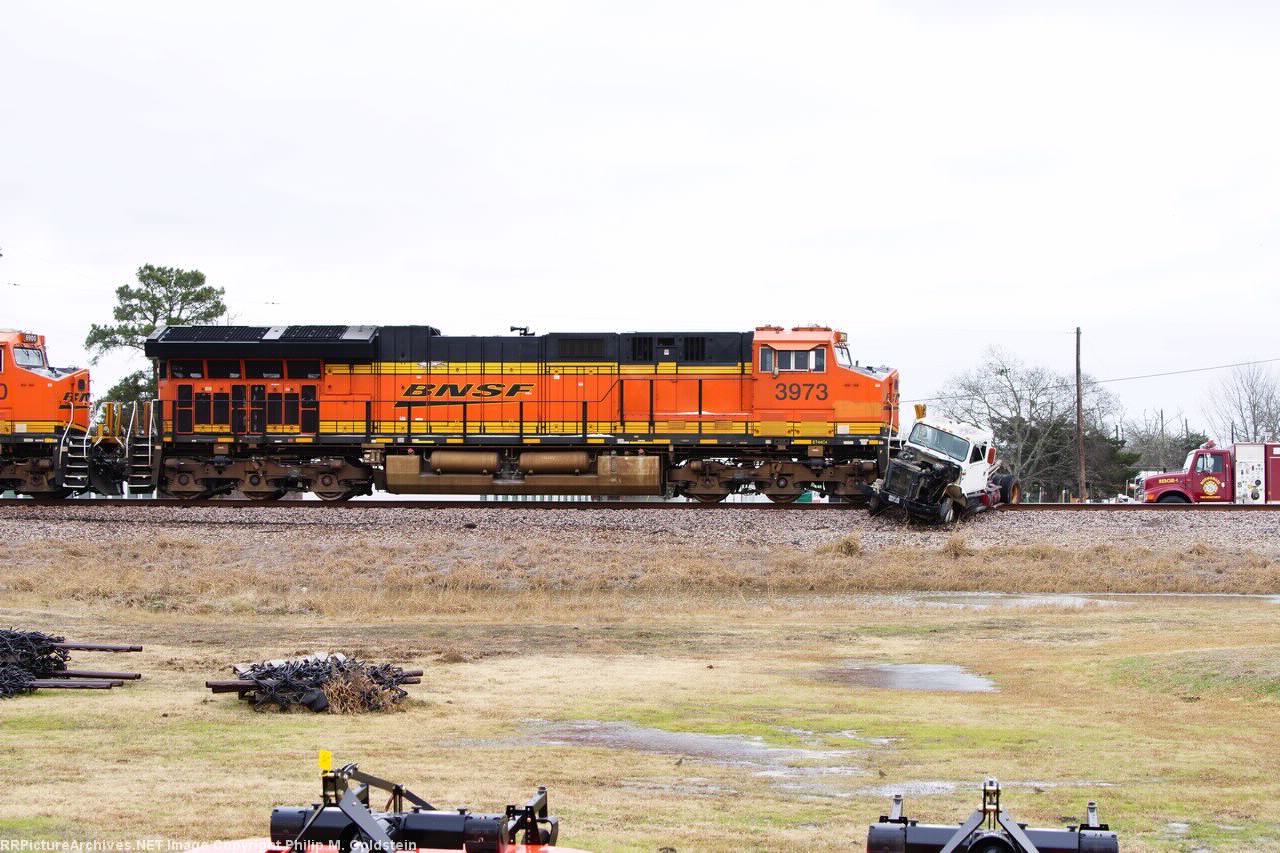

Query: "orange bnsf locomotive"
<box><xmin>0</xmin><ymin>329</ymin><xmax>92</xmax><ymax>498</ymax></box>
<box><xmin>138</xmin><ymin>324</ymin><xmax>898</xmax><ymax>501</ymax></box>
<box><xmin>2</xmin><ymin>324</ymin><xmax>899</xmax><ymax>501</ymax></box>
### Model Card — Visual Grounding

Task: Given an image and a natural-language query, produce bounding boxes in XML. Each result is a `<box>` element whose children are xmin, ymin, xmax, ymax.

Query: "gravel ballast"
<box><xmin>1</xmin><ymin>504</ymin><xmax>1277</xmax><ymax>555</ymax></box>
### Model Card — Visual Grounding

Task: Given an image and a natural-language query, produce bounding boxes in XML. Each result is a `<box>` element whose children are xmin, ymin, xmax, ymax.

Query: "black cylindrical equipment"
<box><xmin>271</xmin><ymin>806</ymin><xmax>508</xmax><ymax>853</ymax></box>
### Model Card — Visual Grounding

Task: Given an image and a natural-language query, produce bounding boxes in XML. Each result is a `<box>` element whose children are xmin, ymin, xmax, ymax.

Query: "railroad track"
<box><xmin>1</xmin><ymin>499</ymin><xmax>1278</xmax><ymax>511</ymax></box>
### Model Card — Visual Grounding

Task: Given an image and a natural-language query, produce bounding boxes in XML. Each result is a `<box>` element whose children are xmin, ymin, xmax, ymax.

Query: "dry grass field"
<box><xmin>1</xmin><ymin>506</ymin><xmax>1278</xmax><ymax>852</ymax></box>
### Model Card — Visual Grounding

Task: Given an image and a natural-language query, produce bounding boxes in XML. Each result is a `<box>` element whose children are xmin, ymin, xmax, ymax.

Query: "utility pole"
<box><xmin>1160</xmin><ymin>409</ymin><xmax>1166</xmax><ymax>471</ymax></box>
<box><xmin>1075</xmin><ymin>327</ymin><xmax>1086</xmax><ymax>502</ymax></box>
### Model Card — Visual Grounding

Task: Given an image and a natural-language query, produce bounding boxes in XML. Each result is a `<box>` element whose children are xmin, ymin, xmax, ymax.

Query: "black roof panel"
<box><xmin>280</xmin><ymin>325</ymin><xmax>349</xmax><ymax>341</ymax></box>
<box><xmin>145</xmin><ymin>325</ymin><xmax>380</xmax><ymax>359</ymax></box>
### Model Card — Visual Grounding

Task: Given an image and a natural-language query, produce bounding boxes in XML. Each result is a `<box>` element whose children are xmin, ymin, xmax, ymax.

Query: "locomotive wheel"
<box><xmin>162</xmin><ymin>472</ymin><xmax>207</xmax><ymax>500</ymax></box>
<box><xmin>312</xmin><ymin>472</ymin><xmax>351</xmax><ymax>501</ymax></box>
<box><xmin>315</xmin><ymin>488</ymin><xmax>353</xmax><ymax>502</ymax></box>
<box><xmin>29</xmin><ymin>488</ymin><xmax>71</xmax><ymax>504</ymax></box>
<box><xmin>690</xmin><ymin>493</ymin><xmax>729</xmax><ymax>504</ymax></box>
<box><xmin>765</xmin><ymin>492</ymin><xmax>801</xmax><ymax>504</ymax></box>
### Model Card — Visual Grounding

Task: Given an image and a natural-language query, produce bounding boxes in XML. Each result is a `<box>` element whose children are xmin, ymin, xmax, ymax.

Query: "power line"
<box><xmin>905</xmin><ymin>355</ymin><xmax>1280</xmax><ymax>404</ymax></box>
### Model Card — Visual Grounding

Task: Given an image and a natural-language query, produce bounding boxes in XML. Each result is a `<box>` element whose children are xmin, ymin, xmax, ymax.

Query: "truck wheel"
<box><xmin>867</xmin><ymin>493</ymin><xmax>885</xmax><ymax>516</ymax></box>
<box><xmin>937</xmin><ymin>499</ymin><xmax>957</xmax><ymax>524</ymax></box>
<box><xmin>994</xmin><ymin>474</ymin><xmax>1022</xmax><ymax>505</ymax></box>
<box><xmin>1157</xmin><ymin>492</ymin><xmax>1191</xmax><ymax>504</ymax></box>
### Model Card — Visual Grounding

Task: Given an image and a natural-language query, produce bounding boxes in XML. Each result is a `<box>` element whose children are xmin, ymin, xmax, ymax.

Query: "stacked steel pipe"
<box><xmin>205</xmin><ymin>653</ymin><xmax>421</xmax><ymax>712</ymax></box>
<box><xmin>0</xmin><ymin>629</ymin><xmax>142</xmax><ymax>698</ymax></box>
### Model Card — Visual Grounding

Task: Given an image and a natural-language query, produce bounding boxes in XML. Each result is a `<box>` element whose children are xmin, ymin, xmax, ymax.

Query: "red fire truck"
<box><xmin>1142</xmin><ymin>440</ymin><xmax>1280</xmax><ymax>504</ymax></box>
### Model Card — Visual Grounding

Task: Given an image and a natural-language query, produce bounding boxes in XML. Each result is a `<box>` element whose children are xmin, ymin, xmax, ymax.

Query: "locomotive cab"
<box><xmin>0</xmin><ymin>330</ymin><xmax>91</xmax><ymax>498</ymax></box>
<box><xmin>0</xmin><ymin>330</ymin><xmax>90</xmax><ymax>437</ymax></box>
<box><xmin>751</xmin><ymin>326</ymin><xmax>899</xmax><ymax>440</ymax></box>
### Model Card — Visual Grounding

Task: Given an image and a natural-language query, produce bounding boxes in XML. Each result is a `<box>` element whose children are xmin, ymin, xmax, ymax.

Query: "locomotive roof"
<box><xmin>145</xmin><ymin>325</ymin><xmax>386</xmax><ymax>359</ymax></box>
<box><xmin>145</xmin><ymin>325</ymin><xmax>755</xmax><ymax>365</ymax></box>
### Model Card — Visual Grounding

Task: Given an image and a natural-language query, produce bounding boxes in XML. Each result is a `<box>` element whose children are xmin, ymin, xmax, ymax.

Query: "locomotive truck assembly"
<box><xmin>2</xmin><ymin>323</ymin><xmax>901</xmax><ymax>503</ymax></box>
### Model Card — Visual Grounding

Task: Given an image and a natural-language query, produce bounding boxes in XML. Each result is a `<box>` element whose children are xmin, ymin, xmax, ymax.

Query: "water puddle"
<box><xmin>512</xmin><ymin>719</ymin><xmax>868</xmax><ymax>797</ymax></box>
<box><xmin>856</xmin><ymin>778</ymin><xmax>1112</xmax><ymax>798</ymax></box>
<box><xmin>914</xmin><ymin>593</ymin><xmax>1111</xmax><ymax>610</ymax></box>
<box><xmin>814</xmin><ymin>662</ymin><xmax>997</xmax><ymax>692</ymax></box>
<box><xmin>527</xmin><ymin>720</ymin><xmax>855</xmax><ymax>771</ymax></box>
<box><xmin>858</xmin><ymin>780</ymin><xmax>957</xmax><ymax>797</ymax></box>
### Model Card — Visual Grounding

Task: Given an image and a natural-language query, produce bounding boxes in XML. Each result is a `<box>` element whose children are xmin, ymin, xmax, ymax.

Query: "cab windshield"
<box><xmin>1182</xmin><ymin>451</ymin><xmax>1196</xmax><ymax>472</ymax></box>
<box><xmin>14</xmin><ymin>347</ymin><xmax>45</xmax><ymax>368</ymax></box>
<box><xmin>835</xmin><ymin>344</ymin><xmax>853</xmax><ymax>368</ymax></box>
<box><xmin>908</xmin><ymin>422</ymin><xmax>970</xmax><ymax>462</ymax></box>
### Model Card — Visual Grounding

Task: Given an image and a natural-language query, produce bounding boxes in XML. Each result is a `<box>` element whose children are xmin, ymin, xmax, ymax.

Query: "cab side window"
<box><xmin>970</xmin><ymin>444</ymin><xmax>984</xmax><ymax>463</ymax></box>
<box><xmin>1195</xmin><ymin>454</ymin><xmax>1225</xmax><ymax>475</ymax></box>
<box><xmin>761</xmin><ymin>347</ymin><xmax>827</xmax><ymax>373</ymax></box>
<box><xmin>0</xmin><ymin>347</ymin><xmax>5</xmax><ymax>373</ymax></box>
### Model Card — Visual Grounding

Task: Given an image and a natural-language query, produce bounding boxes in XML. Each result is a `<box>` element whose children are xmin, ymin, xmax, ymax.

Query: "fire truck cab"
<box><xmin>1142</xmin><ymin>440</ymin><xmax>1280</xmax><ymax>504</ymax></box>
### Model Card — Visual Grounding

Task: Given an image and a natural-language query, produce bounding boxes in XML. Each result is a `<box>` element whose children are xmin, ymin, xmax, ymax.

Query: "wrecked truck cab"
<box><xmin>869</xmin><ymin>417</ymin><xmax>1019</xmax><ymax>522</ymax></box>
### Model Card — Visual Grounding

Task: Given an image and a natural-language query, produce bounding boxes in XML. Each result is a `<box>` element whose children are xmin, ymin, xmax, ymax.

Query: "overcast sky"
<box><xmin>3</xmin><ymin>1</ymin><xmax>1277</xmax><ymax>440</ymax></box>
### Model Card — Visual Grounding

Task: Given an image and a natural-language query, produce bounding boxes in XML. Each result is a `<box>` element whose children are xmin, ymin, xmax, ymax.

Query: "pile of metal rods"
<box><xmin>0</xmin><ymin>629</ymin><xmax>142</xmax><ymax>698</ymax></box>
<box><xmin>205</xmin><ymin>653</ymin><xmax>422</xmax><ymax>712</ymax></box>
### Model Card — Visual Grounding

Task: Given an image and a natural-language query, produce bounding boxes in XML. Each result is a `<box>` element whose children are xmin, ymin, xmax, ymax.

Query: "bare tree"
<box><xmin>1206</xmin><ymin>363</ymin><xmax>1280</xmax><ymax>443</ymax></box>
<box><xmin>936</xmin><ymin>348</ymin><xmax>1121</xmax><ymax>497</ymax></box>
<box><xmin>1122</xmin><ymin>411</ymin><xmax>1208</xmax><ymax>472</ymax></box>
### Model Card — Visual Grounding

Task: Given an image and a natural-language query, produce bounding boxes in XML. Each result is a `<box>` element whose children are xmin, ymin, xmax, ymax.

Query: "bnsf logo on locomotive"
<box><xmin>402</xmin><ymin>382</ymin><xmax>535</xmax><ymax>399</ymax></box>
<box><xmin>59</xmin><ymin>391</ymin><xmax>91</xmax><ymax>409</ymax></box>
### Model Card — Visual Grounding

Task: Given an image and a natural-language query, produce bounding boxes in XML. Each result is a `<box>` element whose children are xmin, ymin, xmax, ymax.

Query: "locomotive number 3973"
<box><xmin>774</xmin><ymin>382</ymin><xmax>828</xmax><ymax>401</ymax></box>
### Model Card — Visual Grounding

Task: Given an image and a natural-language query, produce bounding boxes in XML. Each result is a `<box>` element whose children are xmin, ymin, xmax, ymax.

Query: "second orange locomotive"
<box><xmin>135</xmin><ymin>323</ymin><xmax>898</xmax><ymax>501</ymax></box>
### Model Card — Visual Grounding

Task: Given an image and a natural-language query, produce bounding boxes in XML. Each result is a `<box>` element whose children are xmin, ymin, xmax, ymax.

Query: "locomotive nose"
<box><xmin>54</xmin><ymin>368</ymin><xmax>93</xmax><ymax>429</ymax></box>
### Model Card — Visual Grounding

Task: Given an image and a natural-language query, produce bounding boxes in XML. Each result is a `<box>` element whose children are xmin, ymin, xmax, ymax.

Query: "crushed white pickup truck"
<box><xmin>869</xmin><ymin>414</ymin><xmax>1020</xmax><ymax>522</ymax></box>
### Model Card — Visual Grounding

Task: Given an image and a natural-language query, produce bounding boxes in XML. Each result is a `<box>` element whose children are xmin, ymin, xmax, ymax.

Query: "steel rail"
<box><xmin>2</xmin><ymin>499</ymin><xmax>1279</xmax><ymax>511</ymax></box>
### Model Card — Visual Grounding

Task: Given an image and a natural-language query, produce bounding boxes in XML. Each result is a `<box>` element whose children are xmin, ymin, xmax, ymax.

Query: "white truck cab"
<box><xmin>871</xmin><ymin>413</ymin><xmax>1019</xmax><ymax>522</ymax></box>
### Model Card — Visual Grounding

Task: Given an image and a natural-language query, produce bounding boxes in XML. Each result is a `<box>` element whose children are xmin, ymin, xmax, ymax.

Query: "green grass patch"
<box><xmin>1111</xmin><ymin>648</ymin><xmax>1280</xmax><ymax>699</ymax></box>
<box><xmin>0</xmin><ymin>816</ymin><xmax>83</xmax><ymax>841</ymax></box>
<box><xmin>1186</xmin><ymin>819</ymin><xmax>1280</xmax><ymax>847</ymax></box>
